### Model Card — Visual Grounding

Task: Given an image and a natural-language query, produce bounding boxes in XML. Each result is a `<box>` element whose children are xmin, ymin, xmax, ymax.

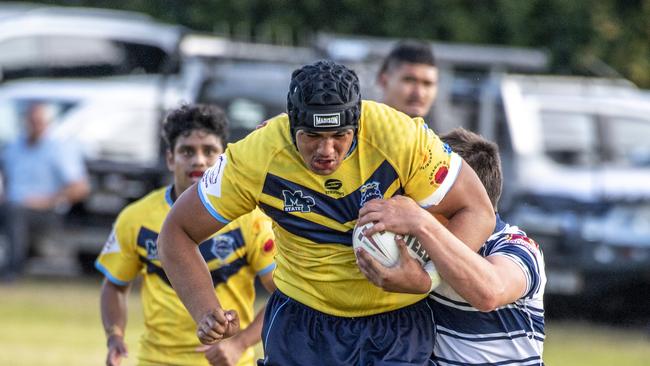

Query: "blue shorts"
<box><xmin>258</xmin><ymin>290</ymin><xmax>435</xmax><ymax>366</ymax></box>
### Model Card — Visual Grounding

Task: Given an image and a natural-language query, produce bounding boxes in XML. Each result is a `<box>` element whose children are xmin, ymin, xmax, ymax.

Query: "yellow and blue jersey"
<box><xmin>95</xmin><ymin>186</ymin><xmax>275</xmax><ymax>366</ymax></box>
<box><xmin>199</xmin><ymin>100</ymin><xmax>462</xmax><ymax>317</ymax></box>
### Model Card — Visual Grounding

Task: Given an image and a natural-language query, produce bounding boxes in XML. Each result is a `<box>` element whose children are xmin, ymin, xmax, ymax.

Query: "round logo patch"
<box><xmin>434</xmin><ymin>165</ymin><xmax>449</xmax><ymax>184</ymax></box>
<box><xmin>263</xmin><ymin>239</ymin><xmax>275</xmax><ymax>253</ymax></box>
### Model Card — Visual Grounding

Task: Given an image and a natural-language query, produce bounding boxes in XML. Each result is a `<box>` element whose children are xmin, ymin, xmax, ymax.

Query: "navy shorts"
<box><xmin>258</xmin><ymin>290</ymin><xmax>435</xmax><ymax>366</ymax></box>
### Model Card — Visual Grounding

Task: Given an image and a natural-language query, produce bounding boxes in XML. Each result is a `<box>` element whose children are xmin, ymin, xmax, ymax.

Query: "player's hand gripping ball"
<box><xmin>352</xmin><ymin>222</ymin><xmax>429</xmax><ymax>267</ymax></box>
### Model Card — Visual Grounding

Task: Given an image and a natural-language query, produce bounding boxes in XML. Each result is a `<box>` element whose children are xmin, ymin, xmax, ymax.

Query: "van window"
<box><xmin>540</xmin><ymin>110</ymin><xmax>650</xmax><ymax>167</ymax></box>
<box><xmin>605</xmin><ymin>116</ymin><xmax>650</xmax><ymax>166</ymax></box>
<box><xmin>540</xmin><ymin>111</ymin><xmax>598</xmax><ymax>166</ymax></box>
<box><xmin>0</xmin><ymin>36</ymin><xmax>171</xmax><ymax>80</ymax></box>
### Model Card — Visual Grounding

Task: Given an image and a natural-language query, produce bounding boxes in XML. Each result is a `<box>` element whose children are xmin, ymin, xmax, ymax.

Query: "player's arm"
<box><xmin>412</xmin><ymin>215</ymin><xmax>526</xmax><ymax>310</ymax></box>
<box><xmin>358</xmin><ymin>196</ymin><xmax>525</xmax><ymax>311</ymax></box>
<box><xmin>424</xmin><ymin>159</ymin><xmax>494</xmax><ymax>251</ymax></box>
<box><xmin>158</xmin><ymin>183</ymin><xmax>234</xmax><ymax>343</ymax></box>
<box><xmin>100</xmin><ymin>279</ymin><xmax>131</xmax><ymax>366</ymax></box>
<box><xmin>360</xmin><ymin>159</ymin><xmax>494</xmax><ymax>257</ymax></box>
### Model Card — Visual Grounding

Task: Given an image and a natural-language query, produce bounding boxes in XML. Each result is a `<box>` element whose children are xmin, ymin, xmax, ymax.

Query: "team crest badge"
<box><xmin>145</xmin><ymin>238</ymin><xmax>158</xmax><ymax>260</ymax></box>
<box><xmin>282</xmin><ymin>190</ymin><xmax>316</xmax><ymax>213</ymax></box>
<box><xmin>359</xmin><ymin>181</ymin><xmax>382</xmax><ymax>207</ymax></box>
<box><xmin>210</xmin><ymin>235</ymin><xmax>235</xmax><ymax>260</ymax></box>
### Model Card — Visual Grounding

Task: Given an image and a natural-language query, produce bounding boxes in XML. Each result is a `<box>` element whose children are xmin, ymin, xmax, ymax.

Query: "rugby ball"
<box><xmin>352</xmin><ymin>222</ymin><xmax>430</xmax><ymax>267</ymax></box>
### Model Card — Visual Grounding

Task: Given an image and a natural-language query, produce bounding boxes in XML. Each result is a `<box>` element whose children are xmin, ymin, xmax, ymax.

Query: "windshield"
<box><xmin>540</xmin><ymin>110</ymin><xmax>650</xmax><ymax>167</ymax></box>
<box><xmin>198</xmin><ymin>61</ymin><xmax>295</xmax><ymax>142</ymax></box>
<box><xmin>0</xmin><ymin>35</ymin><xmax>173</xmax><ymax>80</ymax></box>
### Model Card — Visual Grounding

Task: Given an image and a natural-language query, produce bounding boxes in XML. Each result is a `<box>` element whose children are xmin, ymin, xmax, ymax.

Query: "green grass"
<box><xmin>1</xmin><ymin>276</ymin><xmax>649</xmax><ymax>366</ymax></box>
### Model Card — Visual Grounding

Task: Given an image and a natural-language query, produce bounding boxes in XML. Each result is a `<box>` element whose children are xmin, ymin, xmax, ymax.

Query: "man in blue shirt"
<box><xmin>0</xmin><ymin>102</ymin><xmax>89</xmax><ymax>280</ymax></box>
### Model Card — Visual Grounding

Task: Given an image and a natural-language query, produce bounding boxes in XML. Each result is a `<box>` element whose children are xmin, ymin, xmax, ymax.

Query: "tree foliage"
<box><xmin>44</xmin><ymin>0</ymin><xmax>650</xmax><ymax>87</ymax></box>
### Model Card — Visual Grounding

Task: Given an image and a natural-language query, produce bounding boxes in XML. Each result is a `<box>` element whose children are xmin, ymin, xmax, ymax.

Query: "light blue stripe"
<box><xmin>257</xmin><ymin>262</ymin><xmax>276</xmax><ymax>276</ymax></box>
<box><xmin>94</xmin><ymin>261</ymin><xmax>129</xmax><ymax>287</ymax></box>
<box><xmin>264</xmin><ymin>296</ymin><xmax>290</xmax><ymax>349</ymax></box>
<box><xmin>165</xmin><ymin>185</ymin><xmax>174</xmax><ymax>207</ymax></box>
<box><xmin>197</xmin><ymin>183</ymin><xmax>230</xmax><ymax>224</ymax></box>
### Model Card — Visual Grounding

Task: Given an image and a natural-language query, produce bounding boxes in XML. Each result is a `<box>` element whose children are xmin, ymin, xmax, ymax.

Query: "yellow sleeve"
<box><xmin>198</xmin><ymin>115</ymin><xmax>290</xmax><ymax>222</ymax></box>
<box><xmin>402</xmin><ymin>122</ymin><xmax>462</xmax><ymax>207</ymax></box>
<box><xmin>244</xmin><ymin>209</ymin><xmax>276</xmax><ymax>276</ymax></box>
<box><xmin>359</xmin><ymin>101</ymin><xmax>462</xmax><ymax>208</ymax></box>
<box><xmin>94</xmin><ymin>210</ymin><xmax>142</xmax><ymax>285</ymax></box>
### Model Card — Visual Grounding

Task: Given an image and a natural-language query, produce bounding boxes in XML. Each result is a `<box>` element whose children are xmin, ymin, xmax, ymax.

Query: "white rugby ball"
<box><xmin>352</xmin><ymin>222</ymin><xmax>430</xmax><ymax>267</ymax></box>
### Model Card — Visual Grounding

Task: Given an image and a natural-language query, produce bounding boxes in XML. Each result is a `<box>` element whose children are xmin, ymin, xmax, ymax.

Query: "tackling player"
<box><xmin>357</xmin><ymin>128</ymin><xmax>546</xmax><ymax>365</ymax></box>
<box><xmin>158</xmin><ymin>60</ymin><xmax>495</xmax><ymax>365</ymax></box>
<box><xmin>95</xmin><ymin>104</ymin><xmax>276</xmax><ymax>366</ymax></box>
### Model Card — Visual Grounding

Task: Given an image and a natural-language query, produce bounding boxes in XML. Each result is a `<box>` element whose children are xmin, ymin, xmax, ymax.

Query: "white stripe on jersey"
<box><xmin>430</xmin><ymin>215</ymin><xmax>546</xmax><ymax>366</ymax></box>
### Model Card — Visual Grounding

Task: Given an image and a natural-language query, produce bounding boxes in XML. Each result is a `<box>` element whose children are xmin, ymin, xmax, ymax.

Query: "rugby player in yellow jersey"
<box><xmin>158</xmin><ymin>60</ymin><xmax>495</xmax><ymax>365</ymax></box>
<box><xmin>95</xmin><ymin>104</ymin><xmax>276</xmax><ymax>366</ymax></box>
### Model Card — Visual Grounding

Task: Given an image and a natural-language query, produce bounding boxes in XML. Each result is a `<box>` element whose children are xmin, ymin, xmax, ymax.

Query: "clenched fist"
<box><xmin>197</xmin><ymin>308</ymin><xmax>240</xmax><ymax>344</ymax></box>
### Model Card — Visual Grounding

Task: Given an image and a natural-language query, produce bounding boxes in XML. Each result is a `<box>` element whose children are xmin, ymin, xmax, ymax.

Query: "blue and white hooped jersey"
<box><xmin>429</xmin><ymin>214</ymin><xmax>546</xmax><ymax>366</ymax></box>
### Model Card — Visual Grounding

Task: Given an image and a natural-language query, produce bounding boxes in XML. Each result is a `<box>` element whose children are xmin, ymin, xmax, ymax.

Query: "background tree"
<box><xmin>38</xmin><ymin>0</ymin><xmax>650</xmax><ymax>87</ymax></box>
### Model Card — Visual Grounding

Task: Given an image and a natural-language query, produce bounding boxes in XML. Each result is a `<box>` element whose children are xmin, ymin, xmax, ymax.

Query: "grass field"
<box><xmin>1</xmin><ymin>276</ymin><xmax>649</xmax><ymax>366</ymax></box>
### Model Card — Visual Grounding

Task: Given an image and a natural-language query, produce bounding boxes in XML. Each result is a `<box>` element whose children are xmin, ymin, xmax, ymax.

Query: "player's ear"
<box><xmin>165</xmin><ymin>149</ymin><xmax>174</xmax><ymax>172</ymax></box>
<box><xmin>378</xmin><ymin>72</ymin><xmax>389</xmax><ymax>88</ymax></box>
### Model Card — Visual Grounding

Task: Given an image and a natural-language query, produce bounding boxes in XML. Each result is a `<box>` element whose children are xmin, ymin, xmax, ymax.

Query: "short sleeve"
<box><xmin>94</xmin><ymin>213</ymin><xmax>142</xmax><ymax>286</ymax></box>
<box><xmin>402</xmin><ymin>124</ymin><xmax>462</xmax><ymax>207</ymax></box>
<box><xmin>244</xmin><ymin>209</ymin><xmax>276</xmax><ymax>276</ymax></box>
<box><xmin>198</xmin><ymin>121</ymin><xmax>285</xmax><ymax>223</ymax></box>
<box><xmin>487</xmin><ymin>234</ymin><xmax>544</xmax><ymax>299</ymax></box>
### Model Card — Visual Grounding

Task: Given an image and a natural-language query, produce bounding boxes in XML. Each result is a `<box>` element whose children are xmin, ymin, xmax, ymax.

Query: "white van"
<box><xmin>501</xmin><ymin>75</ymin><xmax>650</xmax><ymax>314</ymax></box>
<box><xmin>0</xmin><ymin>6</ymin><xmax>190</xmax><ymax>271</ymax></box>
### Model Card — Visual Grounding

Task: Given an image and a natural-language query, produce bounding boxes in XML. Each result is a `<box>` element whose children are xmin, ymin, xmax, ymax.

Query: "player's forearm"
<box><xmin>444</xmin><ymin>204</ymin><xmax>495</xmax><ymax>252</ymax></box>
<box><xmin>158</xmin><ymin>220</ymin><xmax>222</xmax><ymax>323</ymax></box>
<box><xmin>100</xmin><ymin>280</ymin><xmax>129</xmax><ymax>338</ymax></box>
<box><xmin>233</xmin><ymin>305</ymin><xmax>266</xmax><ymax>349</ymax></box>
<box><xmin>415</xmin><ymin>220</ymin><xmax>506</xmax><ymax>311</ymax></box>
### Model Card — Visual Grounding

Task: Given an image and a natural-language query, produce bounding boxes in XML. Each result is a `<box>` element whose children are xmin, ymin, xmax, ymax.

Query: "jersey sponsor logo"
<box><xmin>282</xmin><ymin>190</ymin><xmax>316</xmax><ymax>213</ymax></box>
<box><xmin>359</xmin><ymin>181</ymin><xmax>382</xmax><ymax>207</ymax></box>
<box><xmin>506</xmin><ymin>234</ymin><xmax>540</xmax><ymax>252</ymax></box>
<box><xmin>145</xmin><ymin>238</ymin><xmax>158</xmax><ymax>260</ymax></box>
<box><xmin>428</xmin><ymin>161</ymin><xmax>449</xmax><ymax>186</ymax></box>
<box><xmin>202</xmin><ymin>154</ymin><xmax>227</xmax><ymax>197</ymax></box>
<box><xmin>100</xmin><ymin>227</ymin><xmax>120</xmax><ymax>255</ymax></box>
<box><xmin>324</xmin><ymin>178</ymin><xmax>343</xmax><ymax>196</ymax></box>
<box><xmin>210</xmin><ymin>235</ymin><xmax>235</xmax><ymax>260</ymax></box>
<box><xmin>420</xmin><ymin>148</ymin><xmax>434</xmax><ymax>171</ymax></box>
<box><xmin>313</xmin><ymin>113</ymin><xmax>341</xmax><ymax>127</ymax></box>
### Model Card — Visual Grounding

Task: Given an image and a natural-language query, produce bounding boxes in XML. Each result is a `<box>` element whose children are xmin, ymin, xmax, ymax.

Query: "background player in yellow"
<box><xmin>95</xmin><ymin>104</ymin><xmax>276</xmax><ymax>366</ymax></box>
<box><xmin>158</xmin><ymin>60</ymin><xmax>495</xmax><ymax>365</ymax></box>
